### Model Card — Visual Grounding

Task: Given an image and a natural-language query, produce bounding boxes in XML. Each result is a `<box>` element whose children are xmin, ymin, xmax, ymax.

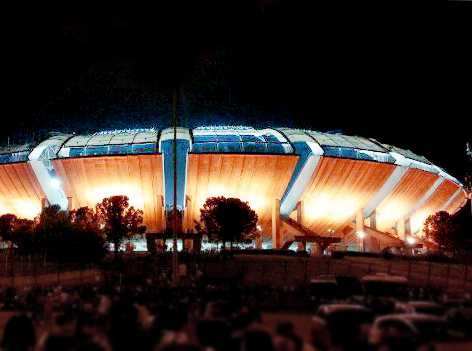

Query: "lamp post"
<box><xmin>172</xmin><ymin>85</ymin><xmax>179</xmax><ymax>286</ymax></box>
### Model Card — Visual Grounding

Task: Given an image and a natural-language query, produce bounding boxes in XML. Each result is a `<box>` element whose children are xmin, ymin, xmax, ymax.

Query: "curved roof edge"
<box><xmin>0</xmin><ymin>126</ymin><xmax>464</xmax><ymax>187</ymax></box>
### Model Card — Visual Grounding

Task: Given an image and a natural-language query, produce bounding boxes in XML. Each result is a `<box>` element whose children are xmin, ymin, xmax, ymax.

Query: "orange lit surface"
<box><xmin>53</xmin><ymin>155</ymin><xmax>164</xmax><ymax>232</ymax></box>
<box><xmin>293</xmin><ymin>158</ymin><xmax>395</xmax><ymax>234</ymax></box>
<box><xmin>445</xmin><ymin>189</ymin><xmax>468</xmax><ymax>215</ymax></box>
<box><xmin>409</xmin><ymin>179</ymin><xmax>463</xmax><ymax>234</ymax></box>
<box><xmin>0</xmin><ymin>163</ymin><xmax>45</xmax><ymax>219</ymax></box>
<box><xmin>375</xmin><ymin>169</ymin><xmax>439</xmax><ymax>232</ymax></box>
<box><xmin>185</xmin><ymin>154</ymin><xmax>299</xmax><ymax>233</ymax></box>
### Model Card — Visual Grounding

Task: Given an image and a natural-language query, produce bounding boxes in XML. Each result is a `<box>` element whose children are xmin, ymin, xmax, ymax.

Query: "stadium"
<box><xmin>0</xmin><ymin>126</ymin><xmax>467</xmax><ymax>253</ymax></box>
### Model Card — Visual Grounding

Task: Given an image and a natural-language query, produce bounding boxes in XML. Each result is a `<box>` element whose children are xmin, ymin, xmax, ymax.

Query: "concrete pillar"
<box><xmin>312</xmin><ymin>242</ymin><xmax>322</xmax><ymax>256</ymax></box>
<box><xmin>405</xmin><ymin>218</ymin><xmax>411</xmax><ymax>237</ymax></box>
<box><xmin>184</xmin><ymin>238</ymin><xmax>193</xmax><ymax>250</ymax></box>
<box><xmin>157</xmin><ymin>239</ymin><xmax>165</xmax><ymax>251</ymax></box>
<box><xmin>272</xmin><ymin>199</ymin><xmax>282</xmax><ymax>249</ymax></box>
<box><xmin>158</xmin><ymin>195</ymin><xmax>164</xmax><ymax>232</ymax></box>
<box><xmin>67</xmin><ymin>197</ymin><xmax>73</xmax><ymax>212</ymax></box>
<box><xmin>41</xmin><ymin>197</ymin><xmax>49</xmax><ymax>210</ymax></box>
<box><xmin>298</xmin><ymin>240</ymin><xmax>306</xmax><ymax>251</ymax></box>
<box><xmin>397</xmin><ymin>218</ymin><xmax>406</xmax><ymax>241</ymax></box>
<box><xmin>256</xmin><ymin>229</ymin><xmax>263</xmax><ymax>250</ymax></box>
<box><xmin>370</xmin><ymin>210</ymin><xmax>377</xmax><ymax>230</ymax></box>
<box><xmin>356</xmin><ymin>207</ymin><xmax>365</xmax><ymax>251</ymax></box>
<box><xmin>185</xmin><ymin>196</ymin><xmax>193</xmax><ymax>231</ymax></box>
<box><xmin>297</xmin><ymin>201</ymin><xmax>304</xmax><ymax>224</ymax></box>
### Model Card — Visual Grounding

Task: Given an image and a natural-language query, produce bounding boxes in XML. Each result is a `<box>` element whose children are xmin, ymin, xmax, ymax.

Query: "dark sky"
<box><xmin>4</xmin><ymin>1</ymin><xmax>471</xmax><ymax>182</ymax></box>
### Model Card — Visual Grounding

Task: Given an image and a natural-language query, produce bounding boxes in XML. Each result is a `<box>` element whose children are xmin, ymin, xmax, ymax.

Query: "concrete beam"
<box><xmin>279</xmin><ymin>141</ymin><xmax>323</xmax><ymax>217</ymax></box>
<box><xmin>404</xmin><ymin>177</ymin><xmax>445</xmax><ymax>221</ymax></box>
<box><xmin>439</xmin><ymin>188</ymin><xmax>464</xmax><ymax>213</ymax></box>
<box><xmin>397</xmin><ymin>218</ymin><xmax>406</xmax><ymax>241</ymax></box>
<box><xmin>363</xmin><ymin>166</ymin><xmax>408</xmax><ymax>218</ymax></box>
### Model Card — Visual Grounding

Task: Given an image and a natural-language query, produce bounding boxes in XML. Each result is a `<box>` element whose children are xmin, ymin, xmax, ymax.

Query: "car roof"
<box><xmin>407</xmin><ymin>301</ymin><xmax>443</xmax><ymax>307</ymax></box>
<box><xmin>376</xmin><ymin>314</ymin><xmax>447</xmax><ymax>324</ymax></box>
<box><xmin>317</xmin><ymin>304</ymin><xmax>371</xmax><ymax>313</ymax></box>
<box><xmin>362</xmin><ymin>273</ymin><xmax>408</xmax><ymax>283</ymax></box>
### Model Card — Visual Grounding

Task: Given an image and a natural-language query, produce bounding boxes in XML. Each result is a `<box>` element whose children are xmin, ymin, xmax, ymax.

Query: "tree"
<box><xmin>11</xmin><ymin>218</ymin><xmax>35</xmax><ymax>256</ymax></box>
<box><xmin>34</xmin><ymin>205</ymin><xmax>73</xmax><ymax>262</ymax></box>
<box><xmin>96</xmin><ymin>195</ymin><xmax>146</xmax><ymax>260</ymax></box>
<box><xmin>0</xmin><ymin>214</ymin><xmax>18</xmax><ymax>250</ymax></box>
<box><xmin>33</xmin><ymin>205</ymin><xmax>107</xmax><ymax>263</ymax></box>
<box><xmin>195</xmin><ymin>196</ymin><xmax>258</xmax><ymax>249</ymax></box>
<box><xmin>424</xmin><ymin>211</ymin><xmax>457</xmax><ymax>251</ymax></box>
<box><xmin>69</xmin><ymin>206</ymin><xmax>108</xmax><ymax>263</ymax></box>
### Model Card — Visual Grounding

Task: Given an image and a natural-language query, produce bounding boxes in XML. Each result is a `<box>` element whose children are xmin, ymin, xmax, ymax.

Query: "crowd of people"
<box><xmin>0</xmin><ymin>277</ymin><xmax>313</xmax><ymax>351</ymax></box>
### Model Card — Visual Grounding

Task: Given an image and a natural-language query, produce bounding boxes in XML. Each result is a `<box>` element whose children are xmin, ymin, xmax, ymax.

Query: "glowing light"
<box><xmin>376</xmin><ymin>201</ymin><xmax>408</xmax><ymax>232</ymax></box>
<box><xmin>305</xmin><ymin>194</ymin><xmax>360</xmax><ymax>222</ymax></box>
<box><xmin>407</xmin><ymin>236</ymin><xmax>416</xmax><ymax>244</ymax></box>
<box><xmin>85</xmin><ymin>184</ymin><xmax>144</xmax><ymax>209</ymax></box>
<box><xmin>357</xmin><ymin>231</ymin><xmax>365</xmax><ymax>238</ymax></box>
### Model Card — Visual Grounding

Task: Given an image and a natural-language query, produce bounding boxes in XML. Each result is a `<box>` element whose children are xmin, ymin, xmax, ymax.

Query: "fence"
<box><xmin>0</xmin><ymin>251</ymin><xmax>100</xmax><ymax>289</ymax></box>
<box><xmin>200</xmin><ymin>256</ymin><xmax>472</xmax><ymax>293</ymax></box>
<box><xmin>1</xmin><ymin>252</ymin><xmax>471</xmax><ymax>294</ymax></box>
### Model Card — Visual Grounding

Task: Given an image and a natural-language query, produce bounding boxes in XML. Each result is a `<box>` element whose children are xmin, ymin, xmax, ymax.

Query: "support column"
<box><xmin>369</xmin><ymin>210</ymin><xmax>377</xmax><ymax>230</ymax></box>
<box><xmin>256</xmin><ymin>227</ymin><xmax>263</xmax><ymax>250</ymax></box>
<box><xmin>67</xmin><ymin>197</ymin><xmax>73</xmax><ymax>212</ymax></box>
<box><xmin>272</xmin><ymin>199</ymin><xmax>282</xmax><ymax>249</ymax></box>
<box><xmin>397</xmin><ymin>218</ymin><xmax>406</xmax><ymax>241</ymax></box>
<box><xmin>41</xmin><ymin>198</ymin><xmax>50</xmax><ymax>210</ymax></box>
<box><xmin>298</xmin><ymin>240</ymin><xmax>306</xmax><ymax>251</ymax></box>
<box><xmin>185</xmin><ymin>196</ymin><xmax>193</xmax><ymax>231</ymax></box>
<box><xmin>158</xmin><ymin>195</ymin><xmax>164</xmax><ymax>232</ymax></box>
<box><xmin>356</xmin><ymin>207</ymin><xmax>365</xmax><ymax>251</ymax></box>
<box><xmin>296</xmin><ymin>201</ymin><xmax>305</xmax><ymax>251</ymax></box>
<box><xmin>296</xmin><ymin>201</ymin><xmax>304</xmax><ymax>224</ymax></box>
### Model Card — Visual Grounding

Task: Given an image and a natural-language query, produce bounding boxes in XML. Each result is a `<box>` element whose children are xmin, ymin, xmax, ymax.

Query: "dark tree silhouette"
<box><xmin>34</xmin><ymin>205</ymin><xmax>72</xmax><ymax>261</ymax></box>
<box><xmin>195</xmin><ymin>196</ymin><xmax>258</xmax><ymax>249</ymax></box>
<box><xmin>69</xmin><ymin>206</ymin><xmax>108</xmax><ymax>263</ymax></box>
<box><xmin>424</xmin><ymin>205</ymin><xmax>472</xmax><ymax>260</ymax></box>
<box><xmin>33</xmin><ymin>205</ymin><xmax>107</xmax><ymax>262</ymax></box>
<box><xmin>0</xmin><ymin>214</ymin><xmax>18</xmax><ymax>250</ymax></box>
<box><xmin>96</xmin><ymin>195</ymin><xmax>146</xmax><ymax>260</ymax></box>
<box><xmin>11</xmin><ymin>218</ymin><xmax>35</xmax><ymax>256</ymax></box>
<box><xmin>424</xmin><ymin>211</ymin><xmax>456</xmax><ymax>250</ymax></box>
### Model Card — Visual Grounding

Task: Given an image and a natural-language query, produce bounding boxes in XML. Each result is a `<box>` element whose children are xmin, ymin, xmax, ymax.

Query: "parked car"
<box><xmin>395</xmin><ymin>301</ymin><xmax>446</xmax><ymax>316</ymax></box>
<box><xmin>369</xmin><ymin>313</ymin><xmax>454</xmax><ymax>349</ymax></box>
<box><xmin>361</xmin><ymin>273</ymin><xmax>409</xmax><ymax>315</ymax></box>
<box><xmin>309</xmin><ymin>276</ymin><xmax>342</xmax><ymax>307</ymax></box>
<box><xmin>313</xmin><ymin>304</ymin><xmax>374</xmax><ymax>350</ymax></box>
<box><xmin>445</xmin><ymin>307</ymin><xmax>472</xmax><ymax>339</ymax></box>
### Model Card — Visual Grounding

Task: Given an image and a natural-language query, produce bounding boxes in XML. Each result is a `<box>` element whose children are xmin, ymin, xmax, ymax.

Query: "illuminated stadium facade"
<box><xmin>0</xmin><ymin>126</ymin><xmax>467</xmax><ymax>252</ymax></box>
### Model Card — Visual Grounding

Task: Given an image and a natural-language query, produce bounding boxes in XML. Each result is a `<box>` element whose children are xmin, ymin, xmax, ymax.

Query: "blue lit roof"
<box><xmin>0</xmin><ymin>126</ymin><xmax>462</xmax><ymax>185</ymax></box>
<box><xmin>191</xmin><ymin>126</ymin><xmax>293</xmax><ymax>154</ymax></box>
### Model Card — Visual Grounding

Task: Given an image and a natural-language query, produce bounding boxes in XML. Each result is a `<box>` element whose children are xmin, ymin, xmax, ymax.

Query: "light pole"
<box><xmin>172</xmin><ymin>85</ymin><xmax>179</xmax><ymax>286</ymax></box>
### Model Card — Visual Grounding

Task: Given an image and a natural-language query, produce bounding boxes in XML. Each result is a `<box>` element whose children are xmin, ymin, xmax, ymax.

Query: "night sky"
<box><xmin>4</xmin><ymin>1</ymin><xmax>471</xmax><ymax>182</ymax></box>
